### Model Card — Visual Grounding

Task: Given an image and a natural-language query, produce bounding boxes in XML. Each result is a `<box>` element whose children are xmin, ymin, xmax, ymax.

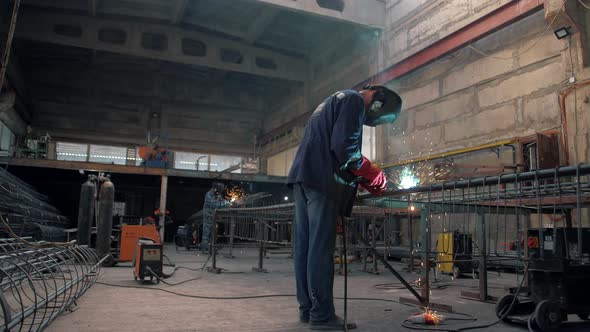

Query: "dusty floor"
<box><xmin>46</xmin><ymin>245</ymin><xmax>589</xmax><ymax>332</ymax></box>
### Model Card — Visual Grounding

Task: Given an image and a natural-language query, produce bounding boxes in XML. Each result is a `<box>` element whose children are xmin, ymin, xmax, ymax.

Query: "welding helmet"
<box><xmin>362</xmin><ymin>85</ymin><xmax>402</xmax><ymax>127</ymax></box>
<box><xmin>212</xmin><ymin>182</ymin><xmax>225</xmax><ymax>193</ymax></box>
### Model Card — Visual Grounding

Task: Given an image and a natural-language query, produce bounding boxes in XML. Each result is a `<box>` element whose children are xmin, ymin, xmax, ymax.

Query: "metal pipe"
<box><xmin>361</xmin><ymin>164</ymin><xmax>590</xmax><ymax>198</ymax></box>
<box><xmin>382</xmin><ymin>139</ymin><xmax>518</xmax><ymax>169</ymax></box>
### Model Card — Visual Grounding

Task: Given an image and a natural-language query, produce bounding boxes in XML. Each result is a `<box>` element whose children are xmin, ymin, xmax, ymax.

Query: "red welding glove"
<box><xmin>350</xmin><ymin>156</ymin><xmax>387</xmax><ymax>196</ymax></box>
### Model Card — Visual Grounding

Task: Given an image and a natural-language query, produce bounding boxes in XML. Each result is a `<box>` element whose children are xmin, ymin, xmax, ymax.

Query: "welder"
<box><xmin>200</xmin><ymin>182</ymin><xmax>230</xmax><ymax>253</ymax></box>
<box><xmin>288</xmin><ymin>85</ymin><xmax>402</xmax><ymax>330</ymax></box>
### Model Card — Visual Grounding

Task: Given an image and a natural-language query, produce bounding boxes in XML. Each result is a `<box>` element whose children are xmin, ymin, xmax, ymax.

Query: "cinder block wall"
<box><xmin>380</xmin><ymin>0</ymin><xmax>590</xmax><ymax>165</ymax></box>
<box><xmin>265</xmin><ymin>0</ymin><xmax>590</xmax><ymax>166</ymax></box>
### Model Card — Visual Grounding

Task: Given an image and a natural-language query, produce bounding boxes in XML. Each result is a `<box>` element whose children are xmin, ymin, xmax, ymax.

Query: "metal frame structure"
<box><xmin>202</xmin><ymin>164</ymin><xmax>590</xmax><ymax>313</ymax></box>
<box><xmin>360</xmin><ymin>163</ymin><xmax>590</xmax><ymax>306</ymax></box>
<box><xmin>0</xmin><ymin>243</ymin><xmax>103</xmax><ymax>331</ymax></box>
<box><xmin>0</xmin><ymin>167</ymin><xmax>68</xmax><ymax>241</ymax></box>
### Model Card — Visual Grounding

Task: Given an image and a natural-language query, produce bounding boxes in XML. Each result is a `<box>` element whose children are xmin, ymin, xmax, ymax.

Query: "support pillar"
<box><xmin>159</xmin><ymin>175</ymin><xmax>167</xmax><ymax>242</ymax></box>
<box><xmin>477</xmin><ymin>213</ymin><xmax>488</xmax><ymax>301</ymax></box>
<box><xmin>420</xmin><ymin>209</ymin><xmax>430</xmax><ymax>304</ymax></box>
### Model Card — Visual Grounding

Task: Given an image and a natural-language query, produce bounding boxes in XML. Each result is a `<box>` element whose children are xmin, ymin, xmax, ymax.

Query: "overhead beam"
<box><xmin>16</xmin><ymin>11</ymin><xmax>309</xmax><ymax>81</ymax></box>
<box><xmin>0</xmin><ymin>91</ymin><xmax>26</xmax><ymax>135</ymax></box>
<box><xmin>0</xmin><ymin>157</ymin><xmax>288</xmax><ymax>183</ymax></box>
<box><xmin>259</xmin><ymin>0</ymin><xmax>546</xmax><ymax>143</ymax></box>
<box><xmin>247</xmin><ymin>0</ymin><xmax>385</xmax><ymax>29</ymax></box>
<box><xmin>358</xmin><ymin>0</ymin><xmax>545</xmax><ymax>87</ymax></box>
<box><xmin>243</xmin><ymin>7</ymin><xmax>278</xmax><ymax>44</ymax></box>
<box><xmin>170</xmin><ymin>0</ymin><xmax>188</xmax><ymax>24</ymax></box>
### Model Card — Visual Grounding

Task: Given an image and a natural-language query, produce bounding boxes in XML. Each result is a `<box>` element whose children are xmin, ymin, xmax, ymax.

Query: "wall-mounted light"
<box><xmin>554</xmin><ymin>27</ymin><xmax>572</xmax><ymax>40</ymax></box>
<box><xmin>284</xmin><ymin>196</ymin><xmax>289</xmax><ymax>201</ymax></box>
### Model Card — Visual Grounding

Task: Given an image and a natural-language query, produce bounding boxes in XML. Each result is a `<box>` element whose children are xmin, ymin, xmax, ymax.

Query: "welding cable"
<box><xmin>93</xmin><ymin>280</ymin><xmax>469</xmax><ymax>308</ymax></box>
<box><xmin>94</xmin><ymin>272</ymin><xmax>474</xmax><ymax>317</ymax></box>
<box><xmin>95</xmin><ymin>279</ymin><xmax>481</xmax><ymax>326</ymax></box>
<box><xmin>160</xmin><ymin>254</ymin><xmax>216</xmax><ymax>278</ymax></box>
<box><xmin>400</xmin><ymin>262</ymin><xmax>530</xmax><ymax>332</ymax></box>
<box><xmin>527</xmin><ymin>313</ymin><xmax>536</xmax><ymax>332</ymax></box>
<box><xmin>145</xmin><ymin>267</ymin><xmax>201</xmax><ymax>286</ymax></box>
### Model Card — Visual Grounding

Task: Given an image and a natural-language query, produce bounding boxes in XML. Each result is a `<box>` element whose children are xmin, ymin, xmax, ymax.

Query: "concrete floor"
<box><xmin>46</xmin><ymin>245</ymin><xmax>589</xmax><ymax>332</ymax></box>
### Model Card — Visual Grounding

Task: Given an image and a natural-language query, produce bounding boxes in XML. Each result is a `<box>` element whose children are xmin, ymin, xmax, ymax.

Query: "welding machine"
<box><xmin>133</xmin><ymin>238</ymin><xmax>163</xmax><ymax>283</ymax></box>
<box><xmin>436</xmin><ymin>231</ymin><xmax>474</xmax><ymax>279</ymax></box>
<box><xmin>496</xmin><ymin>228</ymin><xmax>590</xmax><ymax>331</ymax></box>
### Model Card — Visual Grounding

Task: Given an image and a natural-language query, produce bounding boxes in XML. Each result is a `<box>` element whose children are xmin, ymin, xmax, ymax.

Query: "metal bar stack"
<box><xmin>0</xmin><ymin>241</ymin><xmax>102</xmax><ymax>332</ymax></box>
<box><xmin>0</xmin><ymin>168</ymin><xmax>68</xmax><ymax>241</ymax></box>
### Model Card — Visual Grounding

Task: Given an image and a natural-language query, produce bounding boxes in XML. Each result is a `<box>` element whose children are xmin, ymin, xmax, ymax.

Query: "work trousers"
<box><xmin>201</xmin><ymin>211</ymin><xmax>214</xmax><ymax>251</ymax></box>
<box><xmin>293</xmin><ymin>183</ymin><xmax>337</xmax><ymax>322</ymax></box>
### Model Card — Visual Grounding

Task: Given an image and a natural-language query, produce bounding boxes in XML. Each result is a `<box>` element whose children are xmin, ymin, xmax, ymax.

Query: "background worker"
<box><xmin>288</xmin><ymin>85</ymin><xmax>402</xmax><ymax>330</ymax></box>
<box><xmin>200</xmin><ymin>182</ymin><xmax>230</xmax><ymax>253</ymax></box>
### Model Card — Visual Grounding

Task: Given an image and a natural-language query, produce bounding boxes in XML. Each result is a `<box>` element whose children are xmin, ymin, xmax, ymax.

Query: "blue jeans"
<box><xmin>294</xmin><ymin>184</ymin><xmax>337</xmax><ymax>322</ymax></box>
<box><xmin>201</xmin><ymin>211</ymin><xmax>213</xmax><ymax>251</ymax></box>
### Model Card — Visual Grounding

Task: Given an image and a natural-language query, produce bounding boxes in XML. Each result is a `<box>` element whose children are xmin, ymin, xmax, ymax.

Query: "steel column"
<box><xmin>159</xmin><ymin>175</ymin><xmax>168</xmax><ymax>242</ymax></box>
<box><xmin>477</xmin><ymin>213</ymin><xmax>488</xmax><ymax>301</ymax></box>
<box><xmin>420</xmin><ymin>208</ymin><xmax>430</xmax><ymax>303</ymax></box>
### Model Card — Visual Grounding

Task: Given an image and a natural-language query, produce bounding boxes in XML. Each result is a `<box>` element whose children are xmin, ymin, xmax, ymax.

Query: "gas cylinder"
<box><xmin>96</xmin><ymin>177</ymin><xmax>115</xmax><ymax>266</ymax></box>
<box><xmin>76</xmin><ymin>176</ymin><xmax>96</xmax><ymax>245</ymax></box>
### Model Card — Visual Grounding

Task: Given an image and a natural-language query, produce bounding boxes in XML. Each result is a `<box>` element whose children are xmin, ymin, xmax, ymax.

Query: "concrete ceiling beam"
<box><xmin>16</xmin><ymin>10</ymin><xmax>309</xmax><ymax>81</ymax></box>
<box><xmin>0</xmin><ymin>91</ymin><xmax>26</xmax><ymax>135</ymax></box>
<box><xmin>246</xmin><ymin>0</ymin><xmax>385</xmax><ymax>29</ymax></box>
<box><xmin>243</xmin><ymin>7</ymin><xmax>279</xmax><ymax>44</ymax></box>
<box><xmin>170</xmin><ymin>0</ymin><xmax>188</xmax><ymax>24</ymax></box>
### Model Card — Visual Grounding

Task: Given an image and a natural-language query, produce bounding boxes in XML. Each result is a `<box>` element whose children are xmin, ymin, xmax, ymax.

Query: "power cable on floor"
<box><xmin>146</xmin><ymin>266</ymin><xmax>201</xmax><ymax>286</ymax></box>
<box><xmin>400</xmin><ymin>262</ymin><xmax>529</xmax><ymax>331</ymax></box>
<box><xmin>93</xmin><ymin>278</ymin><xmax>472</xmax><ymax>319</ymax></box>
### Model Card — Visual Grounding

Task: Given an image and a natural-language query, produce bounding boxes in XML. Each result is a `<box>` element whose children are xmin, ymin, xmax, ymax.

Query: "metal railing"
<box><xmin>358</xmin><ymin>164</ymin><xmax>590</xmax><ymax>305</ymax></box>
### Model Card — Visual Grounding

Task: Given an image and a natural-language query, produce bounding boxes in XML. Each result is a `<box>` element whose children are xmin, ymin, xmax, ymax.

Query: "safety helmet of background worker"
<box><xmin>361</xmin><ymin>84</ymin><xmax>402</xmax><ymax>127</ymax></box>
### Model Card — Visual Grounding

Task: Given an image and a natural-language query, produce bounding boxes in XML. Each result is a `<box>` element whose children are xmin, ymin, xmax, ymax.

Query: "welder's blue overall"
<box><xmin>288</xmin><ymin>90</ymin><xmax>365</xmax><ymax>323</ymax></box>
<box><xmin>201</xmin><ymin>190</ymin><xmax>227</xmax><ymax>252</ymax></box>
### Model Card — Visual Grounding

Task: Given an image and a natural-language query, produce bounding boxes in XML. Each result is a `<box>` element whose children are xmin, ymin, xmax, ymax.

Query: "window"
<box><xmin>0</xmin><ymin>122</ymin><xmax>14</xmax><ymax>157</ymax></box>
<box><xmin>56</xmin><ymin>142</ymin><xmax>88</xmax><ymax>162</ymax></box>
<box><xmin>173</xmin><ymin>151</ymin><xmax>243</xmax><ymax>172</ymax></box>
<box><xmin>88</xmin><ymin>145</ymin><xmax>127</xmax><ymax>165</ymax></box>
<box><xmin>362</xmin><ymin>125</ymin><xmax>376</xmax><ymax>161</ymax></box>
<box><xmin>174</xmin><ymin>152</ymin><xmax>209</xmax><ymax>170</ymax></box>
<box><xmin>210</xmin><ymin>155</ymin><xmax>241</xmax><ymax>172</ymax></box>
